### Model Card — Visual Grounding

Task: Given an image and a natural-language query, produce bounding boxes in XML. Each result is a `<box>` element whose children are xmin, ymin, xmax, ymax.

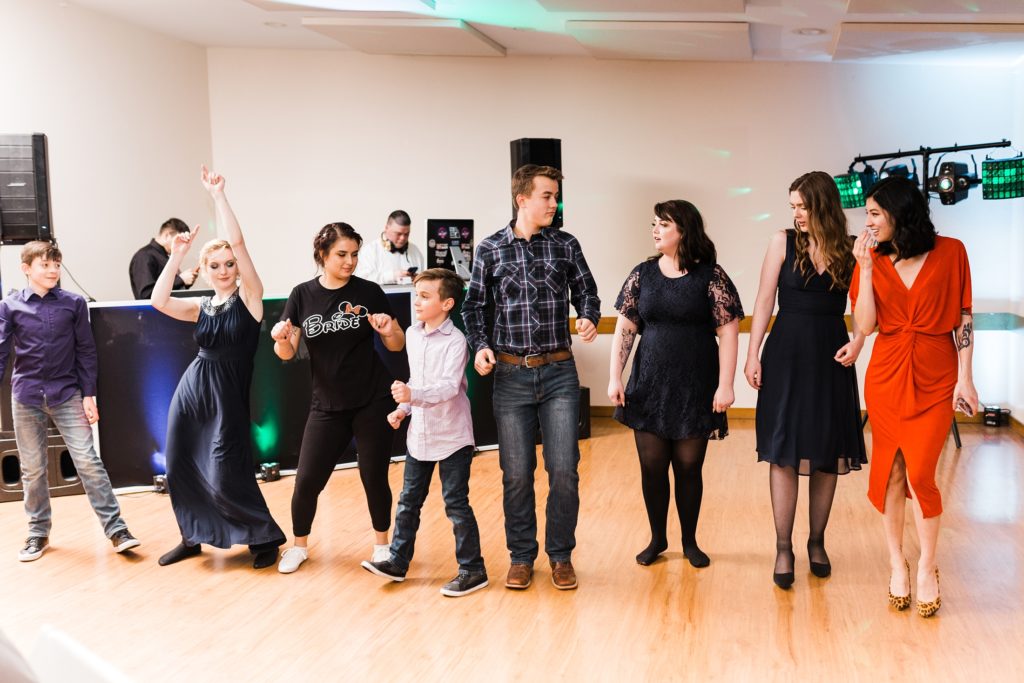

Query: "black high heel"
<box><xmin>773</xmin><ymin>545</ymin><xmax>795</xmax><ymax>590</ymax></box>
<box><xmin>807</xmin><ymin>539</ymin><xmax>831</xmax><ymax>578</ymax></box>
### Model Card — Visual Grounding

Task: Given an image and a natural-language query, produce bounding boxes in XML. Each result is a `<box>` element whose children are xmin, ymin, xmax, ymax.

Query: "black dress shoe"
<box><xmin>810</xmin><ymin>561</ymin><xmax>832</xmax><ymax>578</ymax></box>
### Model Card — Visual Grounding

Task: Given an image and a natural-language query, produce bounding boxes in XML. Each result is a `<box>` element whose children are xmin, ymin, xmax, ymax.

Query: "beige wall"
<box><xmin>206</xmin><ymin>49</ymin><xmax>1021</xmax><ymax>412</ymax></box>
<box><xmin>0</xmin><ymin>0</ymin><xmax>212</xmax><ymax>301</ymax></box>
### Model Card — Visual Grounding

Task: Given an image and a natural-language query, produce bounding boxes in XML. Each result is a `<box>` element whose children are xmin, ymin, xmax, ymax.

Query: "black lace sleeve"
<box><xmin>708</xmin><ymin>264</ymin><xmax>744</xmax><ymax>327</ymax></box>
<box><xmin>614</xmin><ymin>263</ymin><xmax>644</xmax><ymax>332</ymax></box>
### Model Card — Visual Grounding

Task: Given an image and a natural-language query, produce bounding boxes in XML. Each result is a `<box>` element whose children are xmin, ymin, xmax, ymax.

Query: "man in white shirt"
<box><xmin>354</xmin><ymin>210</ymin><xmax>426</xmax><ymax>285</ymax></box>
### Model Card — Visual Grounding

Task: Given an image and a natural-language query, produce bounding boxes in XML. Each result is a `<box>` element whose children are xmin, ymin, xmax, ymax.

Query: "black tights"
<box><xmin>633</xmin><ymin>430</ymin><xmax>710</xmax><ymax>567</ymax></box>
<box><xmin>769</xmin><ymin>464</ymin><xmax>838</xmax><ymax>574</ymax></box>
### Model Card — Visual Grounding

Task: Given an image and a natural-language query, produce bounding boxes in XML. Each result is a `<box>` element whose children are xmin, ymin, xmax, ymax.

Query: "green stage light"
<box><xmin>982</xmin><ymin>155</ymin><xmax>1024</xmax><ymax>200</ymax></box>
<box><xmin>834</xmin><ymin>166</ymin><xmax>877</xmax><ymax>209</ymax></box>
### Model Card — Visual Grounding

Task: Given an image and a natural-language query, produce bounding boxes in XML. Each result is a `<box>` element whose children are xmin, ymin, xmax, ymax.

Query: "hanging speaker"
<box><xmin>510</xmin><ymin>138</ymin><xmax>562</xmax><ymax>228</ymax></box>
<box><xmin>0</xmin><ymin>133</ymin><xmax>54</xmax><ymax>245</ymax></box>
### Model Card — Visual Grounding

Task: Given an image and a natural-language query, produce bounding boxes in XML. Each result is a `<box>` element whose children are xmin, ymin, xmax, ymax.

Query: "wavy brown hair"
<box><xmin>789</xmin><ymin>171</ymin><xmax>854</xmax><ymax>289</ymax></box>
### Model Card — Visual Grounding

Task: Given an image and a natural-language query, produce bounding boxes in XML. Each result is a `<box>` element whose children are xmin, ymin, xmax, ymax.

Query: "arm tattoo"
<box><xmin>619</xmin><ymin>329</ymin><xmax>637</xmax><ymax>366</ymax></box>
<box><xmin>956</xmin><ymin>313</ymin><xmax>973</xmax><ymax>350</ymax></box>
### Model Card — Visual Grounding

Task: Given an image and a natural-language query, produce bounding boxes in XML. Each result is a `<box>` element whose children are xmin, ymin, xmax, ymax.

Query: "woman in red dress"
<box><xmin>851</xmin><ymin>177</ymin><xmax>978</xmax><ymax>617</ymax></box>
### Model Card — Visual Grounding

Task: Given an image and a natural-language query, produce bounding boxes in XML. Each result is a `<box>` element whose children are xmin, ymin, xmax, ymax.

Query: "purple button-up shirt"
<box><xmin>398</xmin><ymin>318</ymin><xmax>474</xmax><ymax>462</ymax></box>
<box><xmin>0</xmin><ymin>287</ymin><xmax>98</xmax><ymax>407</ymax></box>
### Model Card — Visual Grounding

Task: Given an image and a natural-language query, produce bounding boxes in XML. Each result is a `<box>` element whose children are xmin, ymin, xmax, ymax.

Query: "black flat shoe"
<box><xmin>253</xmin><ymin>549</ymin><xmax>278</xmax><ymax>569</ymax></box>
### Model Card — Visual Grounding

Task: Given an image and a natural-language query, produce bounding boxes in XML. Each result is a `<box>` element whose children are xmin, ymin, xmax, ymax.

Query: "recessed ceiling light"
<box><xmin>264</xmin><ymin>21</ymin><xmax>287</xmax><ymax>28</ymax></box>
<box><xmin>794</xmin><ymin>27</ymin><xmax>827</xmax><ymax>36</ymax></box>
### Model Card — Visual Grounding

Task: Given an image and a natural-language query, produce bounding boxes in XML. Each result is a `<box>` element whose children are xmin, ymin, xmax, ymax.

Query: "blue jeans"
<box><xmin>390</xmin><ymin>446</ymin><xmax>484</xmax><ymax>573</ymax></box>
<box><xmin>14</xmin><ymin>392</ymin><xmax>126</xmax><ymax>539</ymax></box>
<box><xmin>493</xmin><ymin>358</ymin><xmax>580</xmax><ymax>564</ymax></box>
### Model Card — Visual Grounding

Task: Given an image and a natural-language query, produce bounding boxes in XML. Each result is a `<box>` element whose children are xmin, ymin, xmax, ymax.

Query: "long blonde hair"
<box><xmin>789</xmin><ymin>171</ymin><xmax>854</xmax><ymax>289</ymax></box>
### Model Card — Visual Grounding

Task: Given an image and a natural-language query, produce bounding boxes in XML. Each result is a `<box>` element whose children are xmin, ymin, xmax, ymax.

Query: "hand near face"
<box><xmin>474</xmin><ymin>348</ymin><xmax>496</xmax><ymax>376</ymax></box>
<box><xmin>576</xmin><ymin>318</ymin><xmax>597</xmax><ymax>343</ymax></box>
<box><xmin>853</xmin><ymin>230</ymin><xmax>875</xmax><ymax>271</ymax></box>
<box><xmin>391</xmin><ymin>380</ymin><xmax>411</xmax><ymax>404</ymax></box>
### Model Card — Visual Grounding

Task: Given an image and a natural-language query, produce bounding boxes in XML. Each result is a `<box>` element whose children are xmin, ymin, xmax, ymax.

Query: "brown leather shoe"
<box><xmin>551</xmin><ymin>560</ymin><xmax>578</xmax><ymax>590</ymax></box>
<box><xmin>505</xmin><ymin>563</ymin><xmax>533</xmax><ymax>589</ymax></box>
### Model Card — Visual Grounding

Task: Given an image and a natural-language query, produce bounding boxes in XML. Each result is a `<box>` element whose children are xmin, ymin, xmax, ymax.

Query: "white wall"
<box><xmin>0</xmin><ymin>0</ymin><xmax>212</xmax><ymax>301</ymax></box>
<box><xmin>206</xmin><ymin>49</ymin><xmax>1021</xmax><ymax>411</ymax></box>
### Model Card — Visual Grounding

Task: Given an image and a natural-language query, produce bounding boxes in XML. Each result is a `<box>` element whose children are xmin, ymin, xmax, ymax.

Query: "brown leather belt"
<box><xmin>495</xmin><ymin>349</ymin><xmax>573</xmax><ymax>368</ymax></box>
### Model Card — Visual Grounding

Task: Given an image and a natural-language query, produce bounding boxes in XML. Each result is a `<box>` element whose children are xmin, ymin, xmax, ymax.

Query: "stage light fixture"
<box><xmin>833</xmin><ymin>165</ymin><xmax>877</xmax><ymax>209</ymax></box>
<box><xmin>259</xmin><ymin>463</ymin><xmax>281</xmax><ymax>482</ymax></box>
<box><xmin>927</xmin><ymin>161</ymin><xmax>977</xmax><ymax>205</ymax></box>
<box><xmin>981</xmin><ymin>155</ymin><xmax>1024</xmax><ymax>200</ymax></box>
<box><xmin>879</xmin><ymin>161</ymin><xmax>919</xmax><ymax>185</ymax></box>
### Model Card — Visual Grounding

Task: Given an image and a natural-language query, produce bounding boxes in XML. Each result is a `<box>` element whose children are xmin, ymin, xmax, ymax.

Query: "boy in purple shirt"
<box><xmin>361</xmin><ymin>268</ymin><xmax>486</xmax><ymax>596</ymax></box>
<box><xmin>0</xmin><ymin>241</ymin><xmax>139</xmax><ymax>561</ymax></box>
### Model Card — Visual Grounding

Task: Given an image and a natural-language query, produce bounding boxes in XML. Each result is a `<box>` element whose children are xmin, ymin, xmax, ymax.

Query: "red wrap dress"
<box><xmin>850</xmin><ymin>236</ymin><xmax>972</xmax><ymax>518</ymax></box>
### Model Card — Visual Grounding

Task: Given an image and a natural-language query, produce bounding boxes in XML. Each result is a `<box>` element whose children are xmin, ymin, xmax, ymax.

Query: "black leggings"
<box><xmin>290</xmin><ymin>396</ymin><xmax>395</xmax><ymax>536</ymax></box>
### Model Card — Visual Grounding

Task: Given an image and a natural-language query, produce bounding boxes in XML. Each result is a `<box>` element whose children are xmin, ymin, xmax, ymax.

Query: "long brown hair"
<box><xmin>789</xmin><ymin>171</ymin><xmax>854</xmax><ymax>289</ymax></box>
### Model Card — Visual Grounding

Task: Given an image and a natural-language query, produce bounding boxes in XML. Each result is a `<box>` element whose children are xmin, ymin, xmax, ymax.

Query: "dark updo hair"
<box><xmin>313</xmin><ymin>222</ymin><xmax>362</xmax><ymax>267</ymax></box>
<box><xmin>865</xmin><ymin>177</ymin><xmax>937</xmax><ymax>261</ymax></box>
<box><xmin>652</xmin><ymin>199</ymin><xmax>717</xmax><ymax>271</ymax></box>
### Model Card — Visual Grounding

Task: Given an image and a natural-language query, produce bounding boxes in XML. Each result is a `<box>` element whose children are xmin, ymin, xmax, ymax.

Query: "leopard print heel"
<box><xmin>916</xmin><ymin>568</ymin><xmax>941</xmax><ymax>618</ymax></box>
<box><xmin>888</xmin><ymin>559</ymin><xmax>911</xmax><ymax>611</ymax></box>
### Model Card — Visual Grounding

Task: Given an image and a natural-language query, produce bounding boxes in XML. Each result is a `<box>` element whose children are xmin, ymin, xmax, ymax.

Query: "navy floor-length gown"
<box><xmin>164</xmin><ymin>292</ymin><xmax>285</xmax><ymax>550</ymax></box>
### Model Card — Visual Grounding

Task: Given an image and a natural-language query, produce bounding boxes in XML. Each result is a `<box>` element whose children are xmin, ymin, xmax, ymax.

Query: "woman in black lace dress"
<box><xmin>743</xmin><ymin>171</ymin><xmax>866</xmax><ymax>590</ymax></box>
<box><xmin>608</xmin><ymin>200</ymin><xmax>744</xmax><ymax>567</ymax></box>
<box><xmin>151</xmin><ymin>166</ymin><xmax>286</xmax><ymax>569</ymax></box>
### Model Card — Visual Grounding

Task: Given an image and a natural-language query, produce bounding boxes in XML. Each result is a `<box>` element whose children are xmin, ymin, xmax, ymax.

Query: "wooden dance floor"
<box><xmin>2</xmin><ymin>419</ymin><xmax>1022</xmax><ymax>681</ymax></box>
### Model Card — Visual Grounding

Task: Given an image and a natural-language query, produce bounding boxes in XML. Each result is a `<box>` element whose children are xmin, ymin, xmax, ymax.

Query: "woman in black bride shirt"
<box><xmin>271</xmin><ymin>223</ymin><xmax>406</xmax><ymax>574</ymax></box>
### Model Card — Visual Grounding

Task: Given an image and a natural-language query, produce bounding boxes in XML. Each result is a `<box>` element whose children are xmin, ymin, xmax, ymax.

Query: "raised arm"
<box><xmin>852</xmin><ymin>230</ymin><xmax>878</xmax><ymax>336</ymax></box>
<box><xmin>151</xmin><ymin>227</ymin><xmax>201</xmax><ymax>323</ymax></box>
<box><xmin>607</xmin><ymin>314</ymin><xmax>638</xmax><ymax>407</ymax></box>
<box><xmin>743</xmin><ymin>231</ymin><xmax>785</xmax><ymax>389</ymax></box>
<box><xmin>202</xmin><ymin>165</ymin><xmax>263</xmax><ymax>320</ymax></box>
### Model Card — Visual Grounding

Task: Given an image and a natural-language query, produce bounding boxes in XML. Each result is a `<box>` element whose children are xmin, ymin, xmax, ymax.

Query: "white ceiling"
<box><xmin>64</xmin><ymin>0</ymin><xmax>1024</xmax><ymax>65</ymax></box>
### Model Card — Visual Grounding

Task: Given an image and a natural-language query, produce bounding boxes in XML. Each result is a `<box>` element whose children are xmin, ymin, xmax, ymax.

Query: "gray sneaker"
<box><xmin>440</xmin><ymin>571</ymin><xmax>488</xmax><ymax>597</ymax></box>
<box><xmin>111</xmin><ymin>529</ymin><xmax>140</xmax><ymax>553</ymax></box>
<box><xmin>18</xmin><ymin>536</ymin><xmax>49</xmax><ymax>562</ymax></box>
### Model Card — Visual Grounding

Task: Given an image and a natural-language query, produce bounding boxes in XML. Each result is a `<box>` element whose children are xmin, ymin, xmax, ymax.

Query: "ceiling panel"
<box><xmin>302</xmin><ymin>17</ymin><xmax>507</xmax><ymax>56</ymax></box>
<box><xmin>566</xmin><ymin>21</ymin><xmax>751</xmax><ymax>61</ymax></box>
<box><xmin>847</xmin><ymin>0</ymin><xmax>1024</xmax><ymax>13</ymax></box>
<box><xmin>537</xmin><ymin>0</ymin><xmax>745</xmax><ymax>11</ymax></box>
<box><xmin>833</xmin><ymin>22</ymin><xmax>1024</xmax><ymax>64</ymax></box>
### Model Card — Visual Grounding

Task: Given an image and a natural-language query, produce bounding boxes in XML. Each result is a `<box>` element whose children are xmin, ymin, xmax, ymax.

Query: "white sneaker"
<box><xmin>278</xmin><ymin>546</ymin><xmax>308</xmax><ymax>574</ymax></box>
<box><xmin>372</xmin><ymin>544</ymin><xmax>390</xmax><ymax>563</ymax></box>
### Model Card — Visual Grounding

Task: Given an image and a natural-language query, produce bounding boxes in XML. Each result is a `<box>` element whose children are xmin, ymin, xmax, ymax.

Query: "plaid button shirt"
<box><xmin>463</xmin><ymin>223</ymin><xmax>601</xmax><ymax>355</ymax></box>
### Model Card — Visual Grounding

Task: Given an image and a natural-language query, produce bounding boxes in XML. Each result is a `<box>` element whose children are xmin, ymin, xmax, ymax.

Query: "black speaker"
<box><xmin>510</xmin><ymin>138</ymin><xmax>562</xmax><ymax>228</ymax></box>
<box><xmin>0</xmin><ymin>133</ymin><xmax>54</xmax><ymax>245</ymax></box>
<box><xmin>0</xmin><ymin>430</ymin><xmax>84</xmax><ymax>504</ymax></box>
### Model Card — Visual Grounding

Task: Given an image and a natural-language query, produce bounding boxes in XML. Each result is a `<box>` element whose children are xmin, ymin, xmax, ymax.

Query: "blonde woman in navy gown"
<box><xmin>152</xmin><ymin>166</ymin><xmax>285</xmax><ymax>569</ymax></box>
